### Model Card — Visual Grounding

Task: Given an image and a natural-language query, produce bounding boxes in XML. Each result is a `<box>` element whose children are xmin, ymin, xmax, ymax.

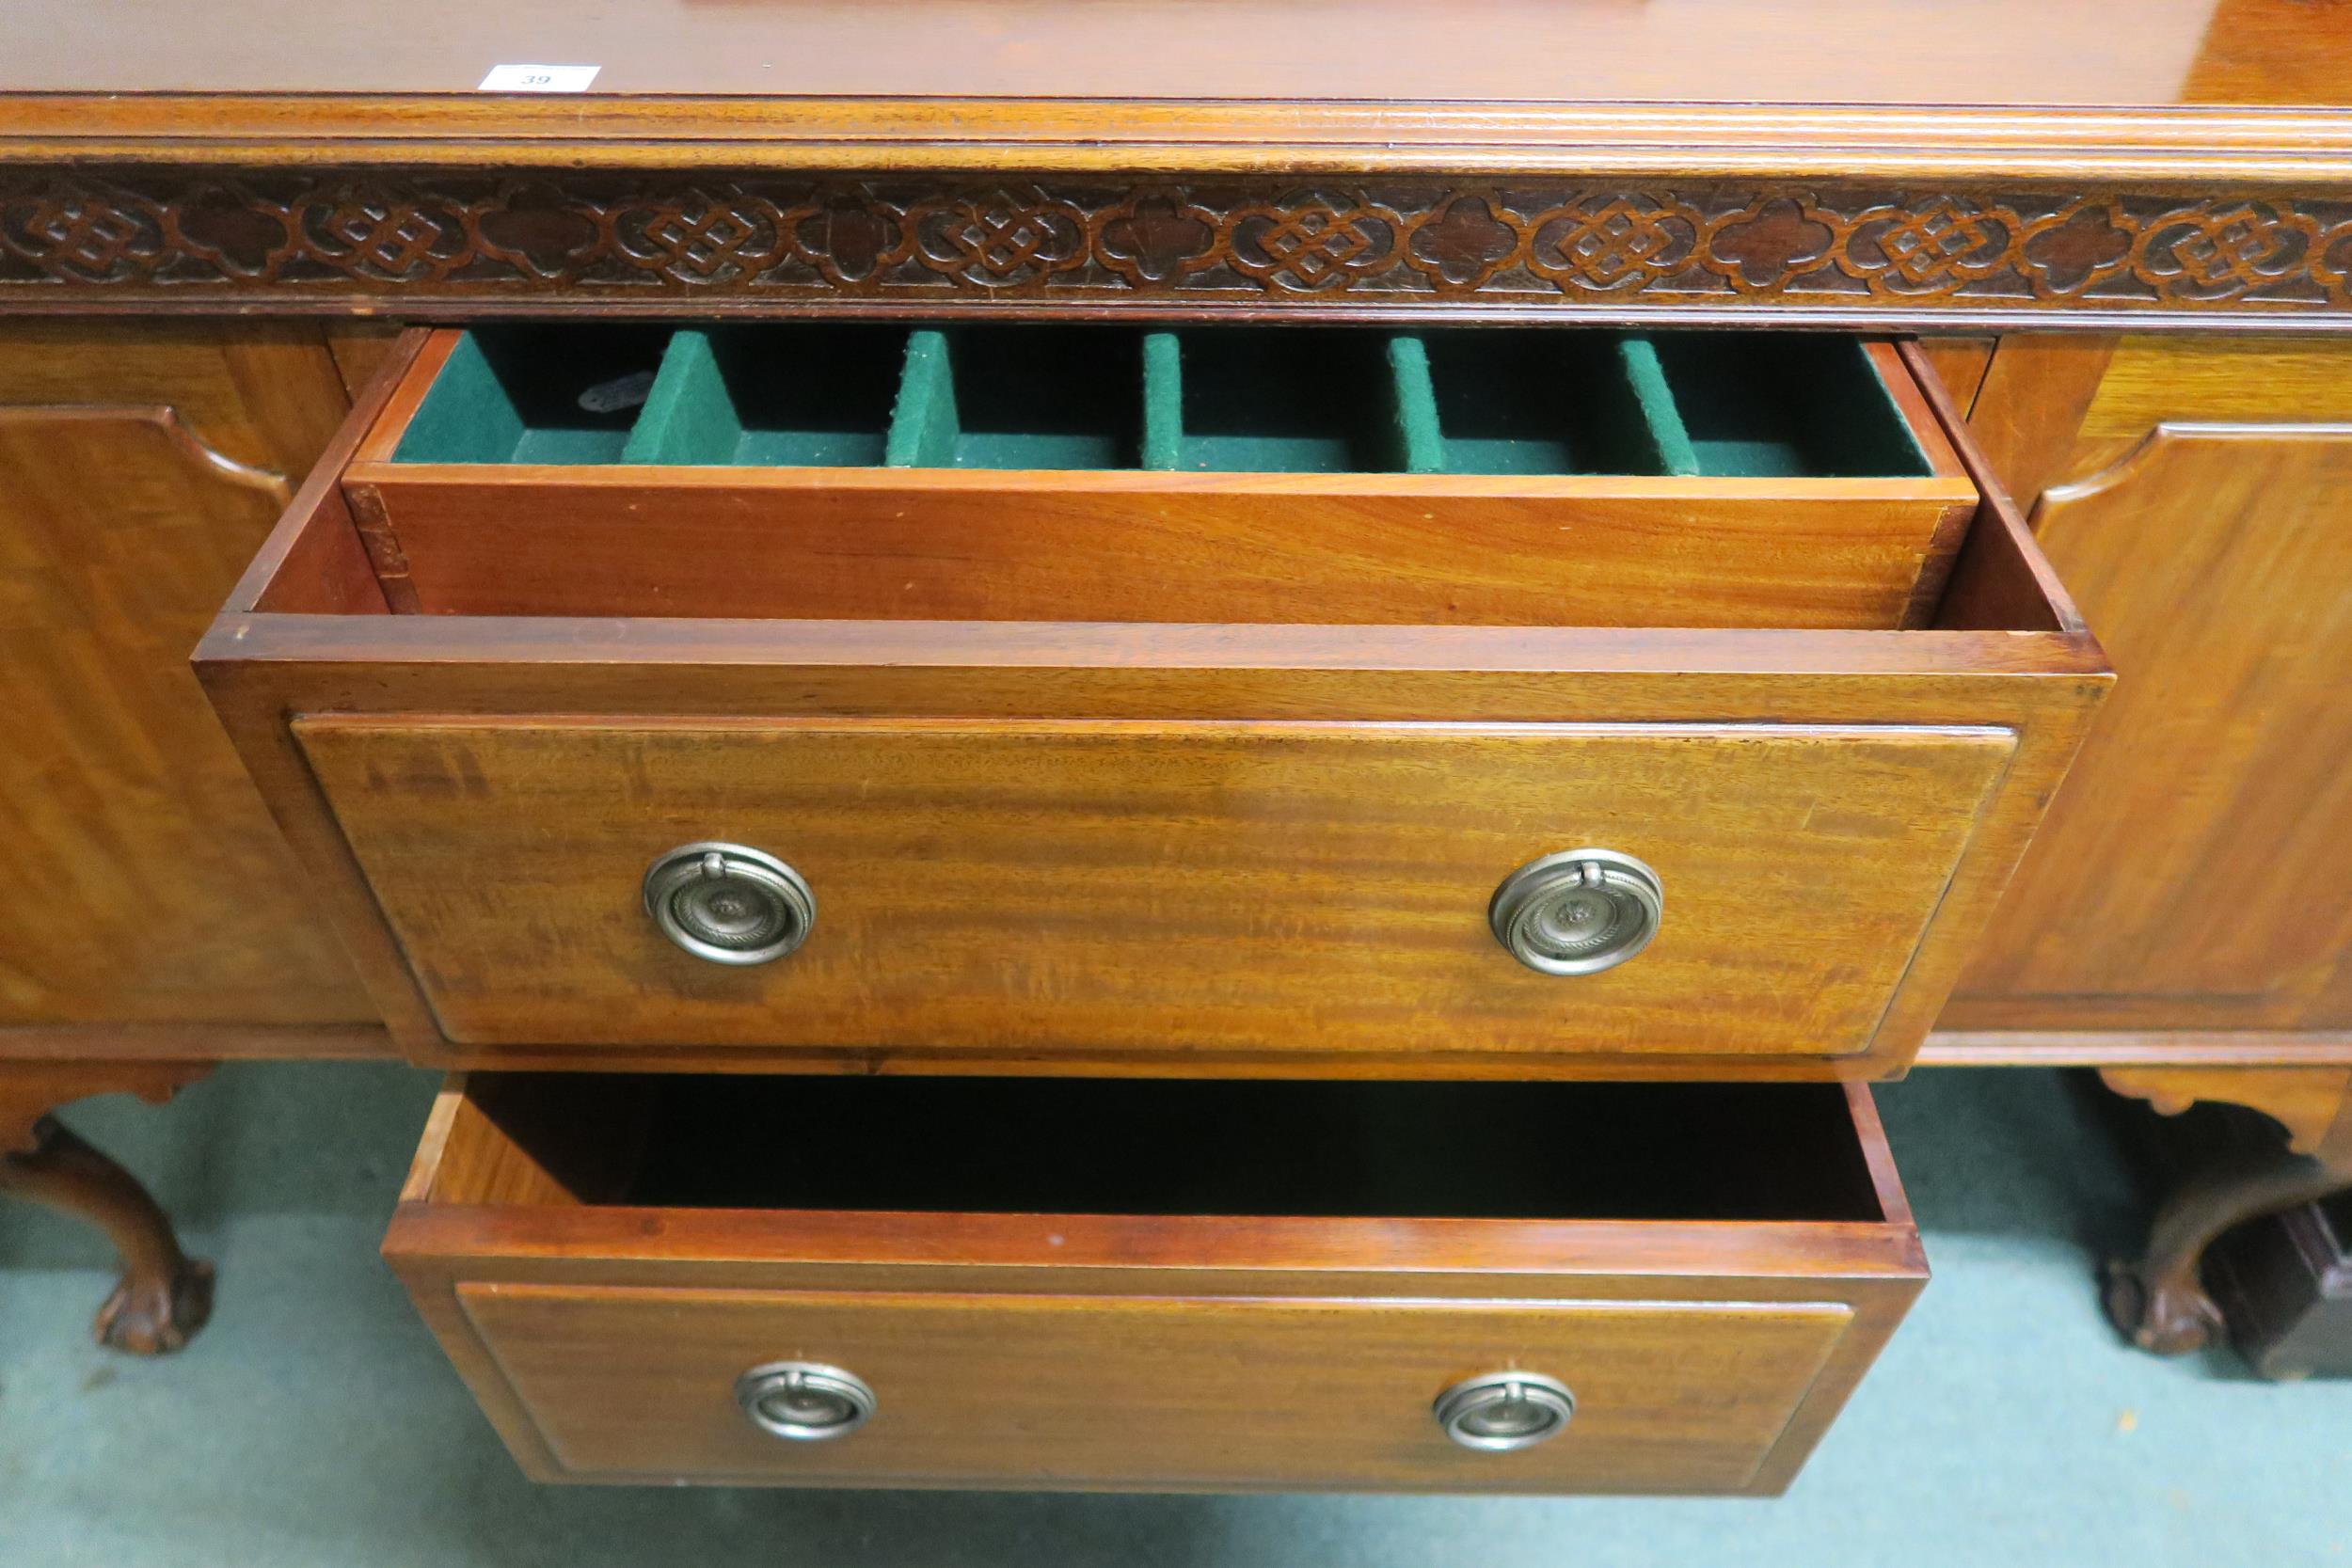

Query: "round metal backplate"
<box><xmin>642</xmin><ymin>842</ymin><xmax>816</xmax><ymax>966</ymax></box>
<box><xmin>734</xmin><ymin>1360</ymin><xmax>877</xmax><ymax>1441</ymax></box>
<box><xmin>1487</xmin><ymin>848</ymin><xmax>1663</xmax><ymax>977</ymax></box>
<box><xmin>1432</xmin><ymin>1371</ymin><xmax>1576</xmax><ymax>1451</ymax></box>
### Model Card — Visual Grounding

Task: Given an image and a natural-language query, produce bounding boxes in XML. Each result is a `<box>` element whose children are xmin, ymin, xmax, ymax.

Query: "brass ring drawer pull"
<box><xmin>734</xmin><ymin>1361</ymin><xmax>876</xmax><ymax>1441</ymax></box>
<box><xmin>1488</xmin><ymin>848</ymin><xmax>1663</xmax><ymax>975</ymax></box>
<box><xmin>1433</xmin><ymin>1372</ymin><xmax>1576</xmax><ymax>1450</ymax></box>
<box><xmin>643</xmin><ymin>842</ymin><xmax>816</xmax><ymax>965</ymax></box>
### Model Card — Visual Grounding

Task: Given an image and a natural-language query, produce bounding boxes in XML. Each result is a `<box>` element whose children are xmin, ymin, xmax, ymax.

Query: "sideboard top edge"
<box><xmin>6</xmin><ymin>98</ymin><xmax>2352</xmax><ymax>188</ymax></box>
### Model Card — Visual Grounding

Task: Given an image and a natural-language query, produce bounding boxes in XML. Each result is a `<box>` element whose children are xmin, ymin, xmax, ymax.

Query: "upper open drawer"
<box><xmin>198</xmin><ymin>328</ymin><xmax>2107</xmax><ymax>1081</ymax></box>
<box><xmin>342</xmin><ymin>325</ymin><xmax>1976</xmax><ymax>630</ymax></box>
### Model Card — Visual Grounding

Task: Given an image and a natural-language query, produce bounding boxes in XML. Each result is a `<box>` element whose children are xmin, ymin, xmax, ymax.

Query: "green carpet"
<box><xmin>3</xmin><ymin>1065</ymin><xmax>2346</xmax><ymax>1566</ymax></box>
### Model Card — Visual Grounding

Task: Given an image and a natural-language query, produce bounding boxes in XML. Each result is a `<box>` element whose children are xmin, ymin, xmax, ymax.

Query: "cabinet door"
<box><xmin>0</xmin><ymin>323</ymin><xmax>373</xmax><ymax>1029</ymax></box>
<box><xmin>1949</xmin><ymin>337</ymin><xmax>2352</xmax><ymax>1034</ymax></box>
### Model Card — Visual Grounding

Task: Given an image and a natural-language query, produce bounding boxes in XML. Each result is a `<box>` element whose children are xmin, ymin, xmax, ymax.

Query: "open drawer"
<box><xmin>387</xmin><ymin>1072</ymin><xmax>1926</xmax><ymax>1494</ymax></box>
<box><xmin>197</xmin><ymin>326</ymin><xmax>2109</xmax><ymax>1079</ymax></box>
<box><xmin>350</xmin><ymin>324</ymin><xmax>1976</xmax><ymax>629</ymax></box>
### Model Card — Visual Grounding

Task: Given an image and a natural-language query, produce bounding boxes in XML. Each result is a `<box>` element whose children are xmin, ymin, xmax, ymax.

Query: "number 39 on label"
<box><xmin>478</xmin><ymin>64</ymin><xmax>601</xmax><ymax>92</ymax></box>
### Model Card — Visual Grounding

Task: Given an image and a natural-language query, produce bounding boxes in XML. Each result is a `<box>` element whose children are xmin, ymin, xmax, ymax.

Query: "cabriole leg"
<box><xmin>2101</xmin><ymin>1067</ymin><xmax>2352</xmax><ymax>1356</ymax></box>
<box><xmin>0</xmin><ymin>1062</ymin><xmax>215</xmax><ymax>1354</ymax></box>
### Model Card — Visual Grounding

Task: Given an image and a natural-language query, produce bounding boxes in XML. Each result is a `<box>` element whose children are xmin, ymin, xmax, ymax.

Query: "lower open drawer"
<box><xmin>386</xmin><ymin>1073</ymin><xmax>1925</xmax><ymax>1494</ymax></box>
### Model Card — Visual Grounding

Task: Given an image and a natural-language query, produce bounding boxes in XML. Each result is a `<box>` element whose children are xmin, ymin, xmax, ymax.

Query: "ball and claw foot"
<box><xmin>0</xmin><ymin>1114</ymin><xmax>215</xmax><ymax>1356</ymax></box>
<box><xmin>93</xmin><ymin>1252</ymin><xmax>215</xmax><ymax>1355</ymax></box>
<box><xmin>2096</xmin><ymin>1068</ymin><xmax>2352</xmax><ymax>1360</ymax></box>
<box><xmin>2103</xmin><ymin>1258</ymin><xmax>2224</xmax><ymax>1356</ymax></box>
<box><xmin>2102</xmin><ymin>1133</ymin><xmax>2349</xmax><ymax>1359</ymax></box>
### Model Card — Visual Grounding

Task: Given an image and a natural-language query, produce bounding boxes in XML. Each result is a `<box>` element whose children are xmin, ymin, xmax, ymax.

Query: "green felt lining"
<box><xmin>622</xmin><ymin>330</ymin><xmax>739</xmax><ymax>465</ymax></box>
<box><xmin>723</xmin><ymin>324</ymin><xmax>902</xmax><ymax>466</ymax></box>
<box><xmin>391</xmin><ymin>332</ymin><xmax>522</xmax><ymax>464</ymax></box>
<box><xmin>511</xmin><ymin>428</ymin><xmax>632</xmax><ymax>464</ymax></box>
<box><xmin>1385</xmin><ymin>336</ymin><xmax>1449</xmax><ymax>476</ymax></box>
<box><xmin>395</xmin><ymin>325</ymin><xmax>1933</xmax><ymax>479</ymax></box>
<box><xmin>1613</xmin><ymin>336</ymin><xmax>1703</xmax><ymax>477</ymax></box>
<box><xmin>1171</xmin><ymin>328</ymin><xmax>1418</xmax><ymax>473</ymax></box>
<box><xmin>392</xmin><ymin>325</ymin><xmax>667</xmax><ymax>465</ymax></box>
<box><xmin>886</xmin><ymin>328</ymin><xmax>1141</xmax><ymax>470</ymax></box>
<box><xmin>1650</xmin><ymin>334</ymin><xmax>1931</xmax><ymax>478</ymax></box>
<box><xmin>626</xmin><ymin>325</ymin><xmax>907</xmax><ymax>467</ymax></box>
<box><xmin>1140</xmin><ymin>332</ymin><xmax>1184</xmax><ymax>470</ymax></box>
<box><xmin>1421</xmin><ymin>330</ymin><xmax>1701</xmax><ymax>476</ymax></box>
<box><xmin>884</xmin><ymin>330</ymin><xmax>960</xmax><ymax>467</ymax></box>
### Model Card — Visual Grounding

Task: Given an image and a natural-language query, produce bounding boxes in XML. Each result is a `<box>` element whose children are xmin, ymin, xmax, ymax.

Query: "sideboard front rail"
<box><xmin>7</xmin><ymin>170</ymin><xmax>2352</xmax><ymax>328</ymax></box>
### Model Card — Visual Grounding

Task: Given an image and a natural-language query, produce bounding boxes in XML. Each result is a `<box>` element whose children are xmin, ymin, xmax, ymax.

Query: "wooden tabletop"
<box><xmin>0</xmin><ymin>0</ymin><xmax>2327</xmax><ymax>104</ymax></box>
<box><xmin>1</xmin><ymin>0</ymin><xmax>2348</xmax><ymax>181</ymax></box>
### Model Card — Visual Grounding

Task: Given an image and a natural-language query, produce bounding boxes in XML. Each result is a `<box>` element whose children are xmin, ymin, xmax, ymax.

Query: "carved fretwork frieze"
<box><xmin>5</xmin><ymin>169</ymin><xmax>2351</xmax><ymax>323</ymax></box>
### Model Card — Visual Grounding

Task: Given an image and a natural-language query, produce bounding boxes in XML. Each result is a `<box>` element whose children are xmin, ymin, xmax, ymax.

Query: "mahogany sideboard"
<box><xmin>5</xmin><ymin>0</ymin><xmax>2352</xmax><ymax>1491</ymax></box>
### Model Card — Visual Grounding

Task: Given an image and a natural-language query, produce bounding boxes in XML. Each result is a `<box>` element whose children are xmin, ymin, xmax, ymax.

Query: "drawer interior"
<box><xmin>392</xmin><ymin>1072</ymin><xmax>1922</xmax><ymax>1495</ymax></box>
<box><xmin>424</xmin><ymin>1075</ymin><xmax>1889</xmax><ymax>1226</ymax></box>
<box><xmin>301</xmin><ymin>324</ymin><xmax>1989</xmax><ymax>630</ymax></box>
<box><xmin>392</xmin><ymin>324</ymin><xmax>1933</xmax><ymax>480</ymax></box>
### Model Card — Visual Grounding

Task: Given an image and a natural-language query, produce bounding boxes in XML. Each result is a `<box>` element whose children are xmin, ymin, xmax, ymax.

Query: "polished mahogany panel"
<box><xmin>0</xmin><ymin>0</ymin><xmax>2328</xmax><ymax>107</ymax></box>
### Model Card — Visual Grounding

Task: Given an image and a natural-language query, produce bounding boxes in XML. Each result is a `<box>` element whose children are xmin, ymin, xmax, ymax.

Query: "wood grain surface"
<box><xmin>1962</xmin><ymin>336</ymin><xmax>2121</xmax><ymax>504</ymax></box>
<box><xmin>386</xmin><ymin>1075</ymin><xmax>1923</xmax><ymax>1493</ymax></box>
<box><xmin>355</xmin><ymin>468</ymin><xmax>1975</xmax><ymax>632</ymax></box>
<box><xmin>0</xmin><ymin>0</ymin><xmax>2347</xmax><ymax>181</ymax></box>
<box><xmin>0</xmin><ymin>323</ymin><xmax>374</xmax><ymax>1031</ymax></box>
<box><xmin>294</xmin><ymin>718</ymin><xmax>2013</xmax><ymax>1064</ymax></box>
<box><xmin>199</xmin><ymin>329</ymin><xmax>2108</xmax><ymax>1076</ymax></box>
<box><xmin>2101</xmin><ymin>1066</ymin><xmax>2352</xmax><ymax>1157</ymax></box>
<box><xmin>1913</xmin><ymin>338</ymin><xmax>1997</xmax><ymax>416</ymax></box>
<box><xmin>2069</xmin><ymin>336</ymin><xmax>2352</xmax><ymax>475</ymax></box>
<box><xmin>4</xmin><ymin>4</ymin><xmax>2350</xmax><ymax>327</ymax></box>
<box><xmin>0</xmin><ymin>0</ymin><xmax>2305</xmax><ymax>107</ymax></box>
<box><xmin>1948</xmin><ymin>423</ymin><xmax>2352</xmax><ymax>1036</ymax></box>
<box><xmin>457</xmin><ymin>1285</ymin><xmax>1855</xmax><ymax>1492</ymax></box>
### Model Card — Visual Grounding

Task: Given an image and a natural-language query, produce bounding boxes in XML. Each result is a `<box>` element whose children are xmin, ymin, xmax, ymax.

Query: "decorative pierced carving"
<box><xmin>5</xmin><ymin>170</ymin><xmax>2352</xmax><ymax>320</ymax></box>
<box><xmin>1528</xmin><ymin>194</ymin><xmax>1702</xmax><ymax>293</ymax></box>
<box><xmin>909</xmin><ymin>187</ymin><xmax>1092</xmax><ymax>289</ymax></box>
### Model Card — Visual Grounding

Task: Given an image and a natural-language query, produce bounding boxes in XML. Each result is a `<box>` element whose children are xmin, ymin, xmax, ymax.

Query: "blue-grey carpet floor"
<box><xmin>2</xmin><ymin>1063</ymin><xmax>2346</xmax><ymax>1566</ymax></box>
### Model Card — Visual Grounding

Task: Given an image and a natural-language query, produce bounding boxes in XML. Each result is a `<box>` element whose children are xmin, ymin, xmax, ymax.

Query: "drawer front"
<box><xmin>387</xmin><ymin>1074</ymin><xmax>1925</xmax><ymax>1495</ymax></box>
<box><xmin>455</xmin><ymin>1284</ymin><xmax>1853</xmax><ymax>1492</ymax></box>
<box><xmin>295</xmin><ymin>717</ymin><xmax>2014</xmax><ymax>1061</ymax></box>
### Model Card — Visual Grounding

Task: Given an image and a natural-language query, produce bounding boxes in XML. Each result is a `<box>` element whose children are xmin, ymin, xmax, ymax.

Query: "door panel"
<box><xmin>0</xmin><ymin>325</ymin><xmax>373</xmax><ymax>1027</ymax></box>
<box><xmin>1952</xmin><ymin>412</ymin><xmax>2352</xmax><ymax>1031</ymax></box>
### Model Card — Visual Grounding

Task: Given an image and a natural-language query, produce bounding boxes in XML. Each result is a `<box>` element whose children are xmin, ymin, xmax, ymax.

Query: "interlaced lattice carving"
<box><xmin>4</xmin><ymin>171</ymin><xmax>2348</xmax><ymax>319</ymax></box>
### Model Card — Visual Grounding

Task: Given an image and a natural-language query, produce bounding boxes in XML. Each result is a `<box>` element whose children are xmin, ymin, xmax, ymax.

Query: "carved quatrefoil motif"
<box><xmin>4</xmin><ymin>172</ymin><xmax>2350</xmax><ymax>319</ymax></box>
